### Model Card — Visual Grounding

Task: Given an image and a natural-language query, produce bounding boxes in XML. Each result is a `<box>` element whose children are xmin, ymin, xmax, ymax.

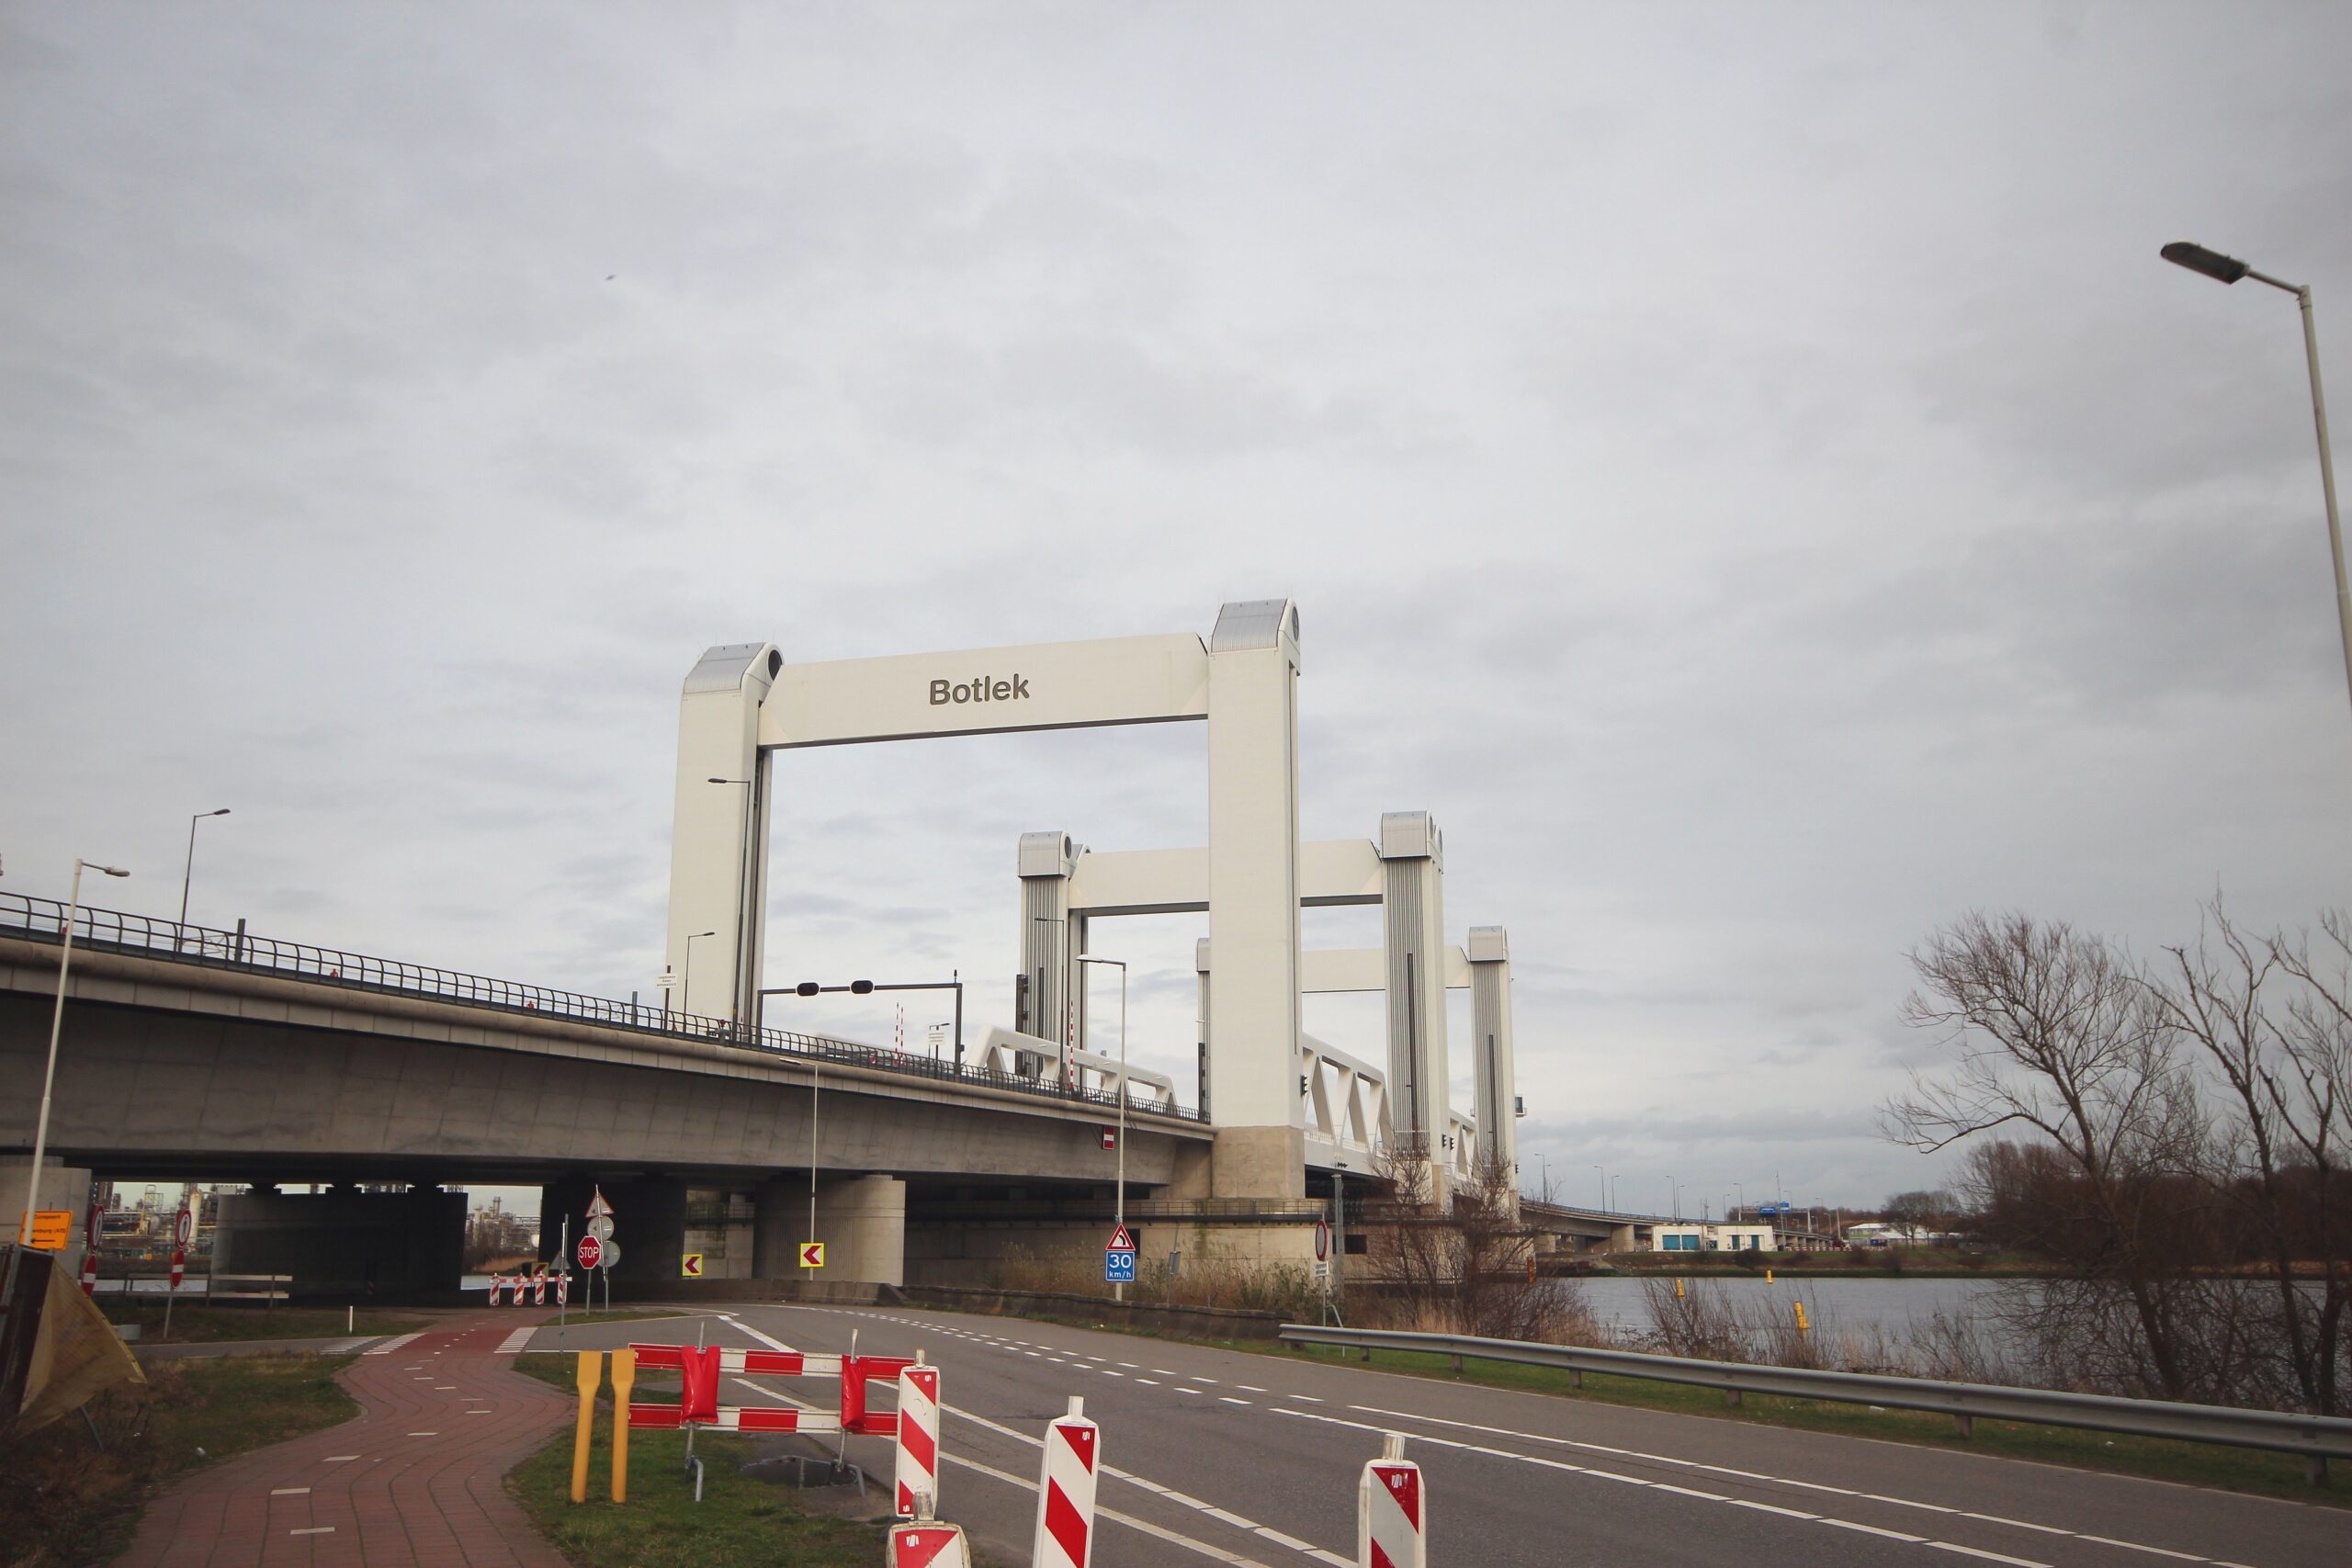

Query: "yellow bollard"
<box><xmin>571</xmin><ymin>1352</ymin><xmax>603</xmax><ymax>1504</ymax></box>
<box><xmin>1765</xmin><ymin>1269</ymin><xmax>1774</xmax><ymax>1283</ymax></box>
<box><xmin>1793</xmin><ymin>1301</ymin><xmax>1810</xmax><ymax>1334</ymax></box>
<box><xmin>1674</xmin><ymin>1277</ymin><xmax>1686</xmax><ymax>1300</ymax></box>
<box><xmin>609</xmin><ymin>1348</ymin><xmax>636</xmax><ymax>1503</ymax></box>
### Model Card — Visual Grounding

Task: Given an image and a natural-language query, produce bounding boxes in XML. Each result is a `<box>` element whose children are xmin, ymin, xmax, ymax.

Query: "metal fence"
<box><xmin>1275</xmin><ymin>1324</ymin><xmax>2352</xmax><ymax>1479</ymax></box>
<box><xmin>0</xmin><ymin>894</ymin><xmax>1204</xmax><ymax>1123</ymax></box>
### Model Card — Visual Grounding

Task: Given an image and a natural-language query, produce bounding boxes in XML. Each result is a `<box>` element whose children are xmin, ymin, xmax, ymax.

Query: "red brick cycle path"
<box><xmin>122</xmin><ymin>1311</ymin><xmax>574</xmax><ymax>1568</ymax></box>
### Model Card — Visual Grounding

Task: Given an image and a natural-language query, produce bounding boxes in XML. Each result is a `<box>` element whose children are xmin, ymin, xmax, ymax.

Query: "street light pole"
<box><xmin>1591</xmin><ymin>1163</ymin><xmax>1605</xmax><ymax>1211</ymax></box>
<box><xmin>682</xmin><ymin>930</ymin><xmax>716</xmax><ymax>1020</ymax></box>
<box><xmin>175</xmin><ymin>809</ymin><xmax>228</xmax><ymax>951</ymax></box>
<box><xmin>2162</xmin><ymin>241</ymin><xmax>2351</xmax><ymax>725</ymax></box>
<box><xmin>21</xmin><ymin>859</ymin><xmax>129</xmax><ymax>1250</ymax></box>
<box><xmin>1078</xmin><ymin>954</ymin><xmax>1127</xmax><ymax>1301</ymax></box>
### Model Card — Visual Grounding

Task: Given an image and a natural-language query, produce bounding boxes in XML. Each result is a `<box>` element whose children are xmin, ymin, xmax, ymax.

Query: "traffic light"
<box><xmin>850</xmin><ymin>979</ymin><xmax>875</xmax><ymax>995</ymax></box>
<box><xmin>796</xmin><ymin>982</ymin><xmax>820</xmax><ymax>997</ymax></box>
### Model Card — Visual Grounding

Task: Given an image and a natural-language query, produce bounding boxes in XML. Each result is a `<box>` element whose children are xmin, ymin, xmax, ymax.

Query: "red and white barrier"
<box><xmin>894</xmin><ymin>1354</ymin><xmax>940</xmax><ymax>1518</ymax></box>
<box><xmin>488</xmin><ymin>1275</ymin><xmax>506</xmax><ymax>1305</ymax></box>
<box><xmin>556</xmin><ymin>1270</ymin><xmax>570</xmax><ymax>1306</ymax></box>
<box><xmin>1031</xmin><ymin>1395</ymin><xmax>1098</xmax><ymax>1568</ymax></box>
<box><xmin>888</xmin><ymin>1517</ymin><xmax>970</xmax><ymax>1568</ymax></box>
<box><xmin>532</xmin><ymin>1269</ymin><xmax>549</xmax><ymax>1306</ymax></box>
<box><xmin>623</xmin><ymin>1343</ymin><xmax>913</xmax><ymax>1439</ymax></box>
<box><xmin>1357</xmin><ymin>1433</ymin><xmax>1424</xmax><ymax>1568</ymax></box>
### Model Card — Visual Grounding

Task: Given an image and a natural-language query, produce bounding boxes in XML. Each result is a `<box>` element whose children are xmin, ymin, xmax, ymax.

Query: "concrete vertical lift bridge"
<box><xmin>664</xmin><ymin>601</ymin><xmax>1521</xmax><ymax>1205</ymax></box>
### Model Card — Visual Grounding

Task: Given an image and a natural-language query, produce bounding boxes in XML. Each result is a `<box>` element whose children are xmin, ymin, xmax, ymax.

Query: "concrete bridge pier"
<box><xmin>1</xmin><ymin>1155</ymin><xmax>93</xmax><ymax>1276</ymax></box>
<box><xmin>210</xmin><ymin>1185</ymin><xmax>466</xmax><ymax>1296</ymax></box>
<box><xmin>753</xmin><ymin>1174</ymin><xmax>905</xmax><ymax>1287</ymax></box>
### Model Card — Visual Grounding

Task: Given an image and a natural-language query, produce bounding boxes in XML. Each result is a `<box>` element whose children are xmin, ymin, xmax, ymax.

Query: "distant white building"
<box><xmin>1650</xmin><ymin>1223</ymin><xmax>1775</xmax><ymax>1254</ymax></box>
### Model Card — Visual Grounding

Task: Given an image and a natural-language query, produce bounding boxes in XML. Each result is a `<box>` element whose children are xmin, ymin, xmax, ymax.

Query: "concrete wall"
<box><xmin>1</xmin><ymin>1156</ymin><xmax>93</xmax><ymax>1274</ymax></box>
<box><xmin>905</xmin><ymin>1212</ymin><xmax>1321</xmax><ymax>1287</ymax></box>
<box><xmin>211</xmin><ymin>1187</ymin><xmax>466</xmax><ymax>1295</ymax></box>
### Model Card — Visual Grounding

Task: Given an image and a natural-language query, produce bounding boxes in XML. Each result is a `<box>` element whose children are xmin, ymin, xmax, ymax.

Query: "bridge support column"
<box><xmin>1</xmin><ymin>1156</ymin><xmax>92</xmax><ymax>1275</ymax></box>
<box><xmin>211</xmin><ymin>1185</ymin><xmax>464</xmax><ymax>1296</ymax></box>
<box><xmin>1467</xmin><ymin>926</ymin><xmax>1519</xmax><ymax>1205</ymax></box>
<box><xmin>1379</xmin><ymin>812</ymin><xmax>1450</xmax><ymax>1203</ymax></box>
<box><xmin>1017</xmin><ymin>833</ymin><xmax>1083</xmax><ymax>1054</ymax></box>
<box><xmin>665</xmin><ymin>644</ymin><xmax>781</xmax><ymax>1025</ymax></box>
<box><xmin>1205</xmin><ymin>601</ymin><xmax>1305</xmax><ymax>1199</ymax></box>
<box><xmin>753</xmin><ymin>1174</ymin><xmax>903</xmax><ymax>1287</ymax></box>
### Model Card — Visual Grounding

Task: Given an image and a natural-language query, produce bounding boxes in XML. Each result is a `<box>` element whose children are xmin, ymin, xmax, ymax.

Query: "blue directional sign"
<box><xmin>1104</xmin><ymin>1249</ymin><xmax>1136</xmax><ymax>1283</ymax></box>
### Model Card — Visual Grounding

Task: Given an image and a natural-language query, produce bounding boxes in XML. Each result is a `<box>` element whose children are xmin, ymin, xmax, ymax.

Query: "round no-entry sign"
<box><xmin>576</xmin><ymin>1234</ymin><xmax>604</xmax><ymax>1270</ymax></box>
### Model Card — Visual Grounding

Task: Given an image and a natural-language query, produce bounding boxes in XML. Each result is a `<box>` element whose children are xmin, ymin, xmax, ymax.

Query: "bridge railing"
<box><xmin>0</xmin><ymin>895</ymin><xmax>1202</xmax><ymax>1123</ymax></box>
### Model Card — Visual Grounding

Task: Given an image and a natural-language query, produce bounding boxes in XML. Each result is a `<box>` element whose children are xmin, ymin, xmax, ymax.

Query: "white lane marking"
<box><xmin>1274</xmin><ymin>1407</ymin><xmax>2053</xmax><ymax>1568</ymax></box>
<box><xmin>1928</xmin><ymin>1547</ymin><xmax>2048</xmax><ymax>1568</ymax></box>
<box><xmin>947</xmin><ymin>1402</ymin><xmax>1341</xmax><ymax>1564</ymax></box>
<box><xmin>466</xmin><ymin>1410</ymin><xmax>491</xmax><ymax>1416</ymax></box>
<box><xmin>2076</xmin><ymin>1539</ymin><xmax>2210</xmax><ymax>1562</ymax></box>
<box><xmin>1340</xmin><ymin>1398</ymin><xmax>2174</xmax><ymax>1555</ymax></box>
<box><xmin>288</xmin><ymin>1527</ymin><xmax>334</xmax><ymax>1536</ymax></box>
<box><xmin>716</xmin><ymin>1314</ymin><xmax>798</xmax><ymax>1353</ymax></box>
<box><xmin>1290</xmin><ymin>1394</ymin><xmax>1321</xmax><ymax>1403</ymax></box>
<box><xmin>1153</xmin><ymin>1368</ymin><xmax>1178</xmax><ymax>1375</ymax></box>
<box><xmin>407</xmin><ymin>1431</ymin><xmax>438</xmax><ymax>1437</ymax></box>
<box><xmin>434</xmin><ymin>1385</ymin><xmax>457</xmax><ymax>1391</ymax></box>
<box><xmin>270</xmin><ymin>1487</ymin><xmax>310</xmax><ymax>1495</ymax></box>
<box><xmin>940</xmin><ymin>1450</ymin><xmax>1274</xmax><ymax>1567</ymax></box>
<box><xmin>1219</xmin><ymin>1396</ymin><xmax>1252</xmax><ymax>1405</ymax></box>
<box><xmin>494</xmin><ymin>1327</ymin><xmax>533</xmax><ymax>1355</ymax></box>
<box><xmin>1117</xmin><ymin>1361</ymin><xmax>1141</xmax><ymax>1369</ymax></box>
<box><xmin>1137</xmin><ymin>1378</ymin><xmax>1160</xmax><ymax>1385</ymax></box>
<box><xmin>362</xmin><ymin>1333</ymin><xmax>424</xmax><ymax>1357</ymax></box>
<box><xmin>1102</xmin><ymin>1370</ymin><xmax>1125</xmax><ymax>1377</ymax></box>
<box><xmin>323</xmin><ymin>1455</ymin><xmax>360</xmax><ymax>1462</ymax></box>
<box><xmin>1822</xmin><ymin>1518</ymin><xmax>1927</xmax><ymax>1543</ymax></box>
<box><xmin>1177</xmin><ymin>1387</ymin><xmax>1205</xmax><ymax>1395</ymax></box>
<box><xmin>1238</xmin><ymin>1384</ymin><xmax>1267</xmax><ymax>1393</ymax></box>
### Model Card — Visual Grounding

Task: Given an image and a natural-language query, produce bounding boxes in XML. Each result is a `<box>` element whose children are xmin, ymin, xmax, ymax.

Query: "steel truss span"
<box><xmin>0</xmin><ymin>893</ymin><xmax>1201</xmax><ymax>1122</ymax></box>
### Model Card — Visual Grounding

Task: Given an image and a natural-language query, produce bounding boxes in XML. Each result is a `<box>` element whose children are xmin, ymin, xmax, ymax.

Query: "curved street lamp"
<box><xmin>2161</xmin><ymin>241</ymin><xmax>2349</xmax><ymax>724</ymax></box>
<box><xmin>176</xmin><ymin>808</ymin><xmax>230</xmax><ymax>949</ymax></box>
<box><xmin>1077</xmin><ymin>953</ymin><xmax>1128</xmax><ymax>1299</ymax></box>
<box><xmin>21</xmin><ymin>859</ymin><xmax>129</xmax><ymax>1251</ymax></box>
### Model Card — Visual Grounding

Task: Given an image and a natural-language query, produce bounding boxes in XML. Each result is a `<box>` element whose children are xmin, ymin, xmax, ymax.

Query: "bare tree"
<box><xmin>1356</xmin><ymin>1150</ymin><xmax>1587</xmax><ymax>1343</ymax></box>
<box><xmin>1885</xmin><ymin>911</ymin><xmax>2212</xmax><ymax>1399</ymax></box>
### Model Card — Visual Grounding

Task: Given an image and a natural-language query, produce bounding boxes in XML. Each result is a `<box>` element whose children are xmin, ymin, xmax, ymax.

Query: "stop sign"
<box><xmin>576</xmin><ymin>1234</ymin><xmax>603</xmax><ymax>1270</ymax></box>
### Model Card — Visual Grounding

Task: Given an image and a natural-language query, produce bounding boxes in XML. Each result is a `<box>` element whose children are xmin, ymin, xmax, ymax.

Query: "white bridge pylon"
<box><xmin>666</xmin><ymin>603</ymin><xmax>1309</xmax><ymax>1198</ymax></box>
<box><xmin>1023</xmin><ymin>818</ymin><xmax>1521</xmax><ymax>1195</ymax></box>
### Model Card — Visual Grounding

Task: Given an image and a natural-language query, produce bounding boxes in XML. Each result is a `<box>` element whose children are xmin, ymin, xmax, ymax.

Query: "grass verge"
<box><xmin>0</xmin><ymin>1353</ymin><xmax>358</xmax><ymax>1568</ymax></box>
<box><xmin>1238</xmin><ymin>1338</ymin><xmax>2344</xmax><ymax>1506</ymax></box>
<box><xmin>97</xmin><ymin>1300</ymin><xmax>430</xmax><ymax>1343</ymax></box>
<box><xmin>504</xmin><ymin>1355</ymin><xmax>885</xmax><ymax>1568</ymax></box>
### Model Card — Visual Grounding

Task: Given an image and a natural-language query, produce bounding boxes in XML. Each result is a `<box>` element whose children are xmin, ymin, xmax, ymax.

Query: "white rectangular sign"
<box><xmin>759</xmin><ymin>633</ymin><xmax>1210</xmax><ymax>749</ymax></box>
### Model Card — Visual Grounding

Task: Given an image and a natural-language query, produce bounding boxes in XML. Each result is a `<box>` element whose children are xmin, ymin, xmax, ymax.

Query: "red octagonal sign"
<box><xmin>576</xmin><ymin>1234</ymin><xmax>604</xmax><ymax>1270</ymax></box>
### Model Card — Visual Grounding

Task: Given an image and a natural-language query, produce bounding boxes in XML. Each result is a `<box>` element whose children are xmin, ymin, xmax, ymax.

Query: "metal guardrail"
<box><xmin>0</xmin><ymin>894</ymin><xmax>1203</xmax><ymax>1123</ymax></box>
<box><xmin>1276</xmin><ymin>1324</ymin><xmax>2352</xmax><ymax>1475</ymax></box>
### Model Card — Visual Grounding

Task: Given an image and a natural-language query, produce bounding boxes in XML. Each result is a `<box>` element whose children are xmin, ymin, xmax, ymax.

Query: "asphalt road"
<box><xmin>528</xmin><ymin>1302</ymin><xmax>2345</xmax><ymax>1568</ymax></box>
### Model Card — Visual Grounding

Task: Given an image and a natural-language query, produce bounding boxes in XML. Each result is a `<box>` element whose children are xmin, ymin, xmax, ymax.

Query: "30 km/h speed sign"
<box><xmin>577</xmin><ymin>1235</ymin><xmax>604</xmax><ymax>1270</ymax></box>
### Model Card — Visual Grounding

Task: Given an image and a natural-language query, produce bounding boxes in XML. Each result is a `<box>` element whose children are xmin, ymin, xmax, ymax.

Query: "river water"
<box><xmin>1571</xmin><ymin>1275</ymin><xmax>2012</xmax><ymax>1343</ymax></box>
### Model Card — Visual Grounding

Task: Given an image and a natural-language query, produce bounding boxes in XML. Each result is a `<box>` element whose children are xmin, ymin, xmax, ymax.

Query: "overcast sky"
<box><xmin>6</xmin><ymin>4</ymin><xmax>2349</xmax><ymax>1218</ymax></box>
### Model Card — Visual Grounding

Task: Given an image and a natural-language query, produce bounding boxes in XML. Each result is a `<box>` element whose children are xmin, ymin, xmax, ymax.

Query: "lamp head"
<box><xmin>2161</xmin><ymin>241</ymin><xmax>2251</xmax><ymax>285</ymax></box>
<box><xmin>208</xmin><ymin>808</ymin><xmax>231</xmax><ymax>818</ymax></box>
<box><xmin>103</xmin><ymin>866</ymin><xmax>130</xmax><ymax>878</ymax></box>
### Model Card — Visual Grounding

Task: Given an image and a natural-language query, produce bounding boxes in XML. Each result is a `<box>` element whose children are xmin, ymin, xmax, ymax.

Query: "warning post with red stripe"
<box><xmin>1031</xmin><ymin>1394</ymin><xmax>1098</xmax><ymax>1568</ymax></box>
<box><xmin>1357</xmin><ymin>1431</ymin><xmax>1425</xmax><ymax>1568</ymax></box>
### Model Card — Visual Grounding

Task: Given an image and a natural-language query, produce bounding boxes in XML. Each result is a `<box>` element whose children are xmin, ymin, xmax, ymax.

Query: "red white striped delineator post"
<box><xmin>894</xmin><ymin>1354</ymin><xmax>940</xmax><ymax>1518</ymax></box>
<box><xmin>556</xmin><ymin>1270</ymin><xmax>570</xmax><ymax>1306</ymax></box>
<box><xmin>488</xmin><ymin>1275</ymin><xmax>504</xmax><ymax>1305</ymax></box>
<box><xmin>888</xmin><ymin>1497</ymin><xmax>970</xmax><ymax>1568</ymax></box>
<box><xmin>1031</xmin><ymin>1395</ymin><xmax>1099</xmax><ymax>1568</ymax></box>
<box><xmin>1357</xmin><ymin>1433</ymin><xmax>1425</xmax><ymax>1568</ymax></box>
<box><xmin>532</xmin><ymin>1269</ymin><xmax>548</xmax><ymax>1305</ymax></box>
